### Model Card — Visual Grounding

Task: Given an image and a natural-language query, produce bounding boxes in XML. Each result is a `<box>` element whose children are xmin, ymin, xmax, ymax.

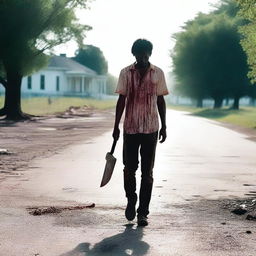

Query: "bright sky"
<box><xmin>56</xmin><ymin>0</ymin><xmax>220</xmax><ymax>76</ymax></box>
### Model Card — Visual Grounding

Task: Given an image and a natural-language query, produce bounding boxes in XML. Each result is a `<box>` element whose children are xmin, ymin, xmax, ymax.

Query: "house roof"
<box><xmin>48</xmin><ymin>56</ymin><xmax>97</xmax><ymax>76</ymax></box>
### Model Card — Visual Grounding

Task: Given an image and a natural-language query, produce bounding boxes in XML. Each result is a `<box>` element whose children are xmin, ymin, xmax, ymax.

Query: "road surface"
<box><xmin>0</xmin><ymin>110</ymin><xmax>256</xmax><ymax>256</ymax></box>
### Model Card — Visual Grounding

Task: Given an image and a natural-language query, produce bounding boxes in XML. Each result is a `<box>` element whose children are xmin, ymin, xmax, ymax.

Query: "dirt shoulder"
<box><xmin>0</xmin><ymin>106</ymin><xmax>115</xmax><ymax>183</ymax></box>
<box><xmin>219</xmin><ymin>122</ymin><xmax>256</xmax><ymax>142</ymax></box>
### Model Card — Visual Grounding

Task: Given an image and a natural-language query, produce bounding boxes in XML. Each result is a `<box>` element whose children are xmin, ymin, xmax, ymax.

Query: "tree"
<box><xmin>172</xmin><ymin>1</ymin><xmax>250</xmax><ymax>109</ymax></box>
<box><xmin>236</xmin><ymin>0</ymin><xmax>256</xmax><ymax>104</ymax></box>
<box><xmin>106</xmin><ymin>74</ymin><xmax>117</xmax><ymax>95</ymax></box>
<box><xmin>213</xmin><ymin>0</ymin><xmax>252</xmax><ymax>109</ymax></box>
<box><xmin>73</xmin><ymin>45</ymin><xmax>108</xmax><ymax>75</ymax></box>
<box><xmin>208</xmin><ymin>13</ymin><xmax>250</xmax><ymax>109</ymax></box>
<box><xmin>172</xmin><ymin>13</ymin><xmax>213</xmax><ymax>108</ymax></box>
<box><xmin>236</xmin><ymin>0</ymin><xmax>256</xmax><ymax>81</ymax></box>
<box><xmin>0</xmin><ymin>0</ymin><xmax>91</xmax><ymax>120</ymax></box>
<box><xmin>214</xmin><ymin>0</ymin><xmax>241</xmax><ymax>17</ymax></box>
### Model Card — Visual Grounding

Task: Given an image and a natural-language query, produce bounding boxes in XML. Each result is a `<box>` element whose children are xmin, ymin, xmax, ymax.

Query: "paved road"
<box><xmin>1</xmin><ymin>110</ymin><xmax>256</xmax><ymax>256</ymax></box>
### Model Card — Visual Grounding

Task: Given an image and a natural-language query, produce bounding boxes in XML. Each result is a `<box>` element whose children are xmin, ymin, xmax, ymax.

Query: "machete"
<box><xmin>100</xmin><ymin>138</ymin><xmax>117</xmax><ymax>187</ymax></box>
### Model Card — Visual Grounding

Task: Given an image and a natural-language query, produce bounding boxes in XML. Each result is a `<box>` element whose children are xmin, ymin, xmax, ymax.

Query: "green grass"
<box><xmin>0</xmin><ymin>96</ymin><xmax>3</xmax><ymax>108</ymax></box>
<box><xmin>0</xmin><ymin>96</ymin><xmax>116</xmax><ymax>115</ymax></box>
<box><xmin>168</xmin><ymin>105</ymin><xmax>256</xmax><ymax>129</ymax></box>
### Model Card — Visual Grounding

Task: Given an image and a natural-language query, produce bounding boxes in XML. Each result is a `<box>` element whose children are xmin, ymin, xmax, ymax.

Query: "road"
<box><xmin>0</xmin><ymin>110</ymin><xmax>256</xmax><ymax>256</ymax></box>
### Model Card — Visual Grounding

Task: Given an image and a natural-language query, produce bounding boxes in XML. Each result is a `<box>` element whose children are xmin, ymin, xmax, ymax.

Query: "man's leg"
<box><xmin>137</xmin><ymin>132</ymin><xmax>158</xmax><ymax>221</ymax></box>
<box><xmin>123</xmin><ymin>133</ymin><xmax>141</xmax><ymax>220</ymax></box>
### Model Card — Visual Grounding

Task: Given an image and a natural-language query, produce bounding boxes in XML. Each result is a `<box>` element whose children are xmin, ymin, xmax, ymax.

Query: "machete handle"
<box><xmin>110</xmin><ymin>138</ymin><xmax>117</xmax><ymax>155</ymax></box>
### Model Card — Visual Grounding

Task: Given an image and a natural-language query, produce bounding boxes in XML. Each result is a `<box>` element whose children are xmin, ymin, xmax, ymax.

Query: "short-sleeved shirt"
<box><xmin>115</xmin><ymin>63</ymin><xmax>169</xmax><ymax>134</ymax></box>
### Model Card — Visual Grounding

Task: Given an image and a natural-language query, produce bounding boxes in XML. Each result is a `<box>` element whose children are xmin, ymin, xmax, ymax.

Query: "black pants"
<box><xmin>123</xmin><ymin>131</ymin><xmax>158</xmax><ymax>217</ymax></box>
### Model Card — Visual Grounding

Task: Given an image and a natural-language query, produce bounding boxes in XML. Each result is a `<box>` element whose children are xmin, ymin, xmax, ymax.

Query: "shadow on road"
<box><xmin>190</xmin><ymin>108</ymin><xmax>247</xmax><ymax>119</ymax></box>
<box><xmin>60</xmin><ymin>224</ymin><xmax>149</xmax><ymax>256</ymax></box>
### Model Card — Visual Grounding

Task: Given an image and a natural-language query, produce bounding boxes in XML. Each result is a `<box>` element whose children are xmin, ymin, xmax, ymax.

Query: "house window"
<box><xmin>27</xmin><ymin>76</ymin><xmax>32</xmax><ymax>89</ymax></box>
<box><xmin>40</xmin><ymin>75</ymin><xmax>45</xmax><ymax>90</ymax></box>
<box><xmin>56</xmin><ymin>76</ymin><xmax>60</xmax><ymax>91</ymax></box>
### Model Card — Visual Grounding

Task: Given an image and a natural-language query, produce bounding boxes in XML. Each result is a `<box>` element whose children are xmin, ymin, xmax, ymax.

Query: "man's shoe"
<box><xmin>137</xmin><ymin>215</ymin><xmax>148</xmax><ymax>226</ymax></box>
<box><xmin>125</xmin><ymin>199</ymin><xmax>137</xmax><ymax>221</ymax></box>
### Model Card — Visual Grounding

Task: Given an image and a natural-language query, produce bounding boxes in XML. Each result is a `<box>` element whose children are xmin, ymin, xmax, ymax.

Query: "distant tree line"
<box><xmin>172</xmin><ymin>0</ymin><xmax>256</xmax><ymax>109</ymax></box>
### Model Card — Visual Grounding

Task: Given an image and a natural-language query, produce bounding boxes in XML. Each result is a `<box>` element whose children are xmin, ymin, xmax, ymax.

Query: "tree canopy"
<box><xmin>172</xmin><ymin>0</ymin><xmax>250</xmax><ymax>109</ymax></box>
<box><xmin>106</xmin><ymin>74</ymin><xmax>117</xmax><ymax>95</ymax></box>
<box><xmin>236</xmin><ymin>0</ymin><xmax>256</xmax><ymax>82</ymax></box>
<box><xmin>0</xmin><ymin>0</ymin><xmax>91</xmax><ymax>119</ymax></box>
<box><xmin>172</xmin><ymin>13</ymin><xmax>212</xmax><ymax>107</ymax></box>
<box><xmin>73</xmin><ymin>45</ymin><xmax>108</xmax><ymax>75</ymax></box>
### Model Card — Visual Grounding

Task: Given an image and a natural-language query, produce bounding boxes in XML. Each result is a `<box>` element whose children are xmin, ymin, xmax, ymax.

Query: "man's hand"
<box><xmin>112</xmin><ymin>127</ymin><xmax>120</xmax><ymax>141</ymax></box>
<box><xmin>159</xmin><ymin>127</ymin><xmax>167</xmax><ymax>143</ymax></box>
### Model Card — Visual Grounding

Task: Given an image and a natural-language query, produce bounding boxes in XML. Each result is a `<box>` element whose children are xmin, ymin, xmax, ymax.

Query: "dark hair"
<box><xmin>131</xmin><ymin>39</ymin><xmax>153</xmax><ymax>56</ymax></box>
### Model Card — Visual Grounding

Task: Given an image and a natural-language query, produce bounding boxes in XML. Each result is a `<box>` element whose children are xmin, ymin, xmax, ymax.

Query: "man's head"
<box><xmin>131</xmin><ymin>39</ymin><xmax>153</xmax><ymax>68</ymax></box>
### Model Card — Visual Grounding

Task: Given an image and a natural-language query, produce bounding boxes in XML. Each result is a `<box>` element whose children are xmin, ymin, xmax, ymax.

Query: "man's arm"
<box><xmin>157</xmin><ymin>95</ymin><xmax>167</xmax><ymax>143</ymax></box>
<box><xmin>112</xmin><ymin>94</ymin><xmax>126</xmax><ymax>140</ymax></box>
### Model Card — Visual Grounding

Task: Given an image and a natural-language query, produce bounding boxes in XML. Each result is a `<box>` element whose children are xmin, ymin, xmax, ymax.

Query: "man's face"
<box><xmin>134</xmin><ymin>52</ymin><xmax>151</xmax><ymax>68</ymax></box>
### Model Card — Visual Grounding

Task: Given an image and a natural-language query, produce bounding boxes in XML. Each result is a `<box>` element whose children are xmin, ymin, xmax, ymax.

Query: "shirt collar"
<box><xmin>129</xmin><ymin>62</ymin><xmax>155</xmax><ymax>71</ymax></box>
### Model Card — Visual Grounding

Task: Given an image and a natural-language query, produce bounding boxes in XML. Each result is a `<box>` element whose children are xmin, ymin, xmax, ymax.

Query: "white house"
<box><xmin>21</xmin><ymin>54</ymin><xmax>107</xmax><ymax>98</ymax></box>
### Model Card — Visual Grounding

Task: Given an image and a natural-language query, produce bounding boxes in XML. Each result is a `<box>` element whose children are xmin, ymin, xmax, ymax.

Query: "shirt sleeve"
<box><xmin>157</xmin><ymin>69</ymin><xmax>169</xmax><ymax>96</ymax></box>
<box><xmin>115</xmin><ymin>69</ymin><xmax>127</xmax><ymax>95</ymax></box>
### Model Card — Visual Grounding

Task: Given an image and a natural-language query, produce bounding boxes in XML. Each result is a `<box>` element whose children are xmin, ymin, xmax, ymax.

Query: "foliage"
<box><xmin>73</xmin><ymin>45</ymin><xmax>108</xmax><ymax>75</ymax></box>
<box><xmin>172</xmin><ymin>13</ymin><xmax>212</xmax><ymax>103</ymax></box>
<box><xmin>0</xmin><ymin>0</ymin><xmax>91</xmax><ymax>77</ymax></box>
<box><xmin>172</xmin><ymin>0</ymin><xmax>251</xmax><ymax>109</ymax></box>
<box><xmin>213</xmin><ymin>0</ymin><xmax>241</xmax><ymax>17</ymax></box>
<box><xmin>106</xmin><ymin>74</ymin><xmax>117</xmax><ymax>95</ymax></box>
<box><xmin>237</xmin><ymin>0</ymin><xmax>256</xmax><ymax>83</ymax></box>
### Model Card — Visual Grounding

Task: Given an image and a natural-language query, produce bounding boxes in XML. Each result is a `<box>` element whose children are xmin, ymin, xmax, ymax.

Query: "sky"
<box><xmin>55</xmin><ymin>0</ymin><xmax>220</xmax><ymax>76</ymax></box>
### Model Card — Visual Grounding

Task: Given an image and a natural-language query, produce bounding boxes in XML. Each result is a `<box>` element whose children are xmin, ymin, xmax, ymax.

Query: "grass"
<box><xmin>0</xmin><ymin>96</ymin><xmax>3</xmax><ymax>108</ymax></box>
<box><xmin>168</xmin><ymin>104</ymin><xmax>256</xmax><ymax>129</ymax></box>
<box><xmin>0</xmin><ymin>96</ymin><xmax>117</xmax><ymax>116</ymax></box>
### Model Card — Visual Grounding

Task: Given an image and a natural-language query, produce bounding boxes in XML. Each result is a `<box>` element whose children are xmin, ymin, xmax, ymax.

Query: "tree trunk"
<box><xmin>232</xmin><ymin>96</ymin><xmax>240</xmax><ymax>110</ymax></box>
<box><xmin>0</xmin><ymin>107</ymin><xmax>6</xmax><ymax>116</ymax></box>
<box><xmin>249</xmin><ymin>97</ymin><xmax>256</xmax><ymax>106</ymax></box>
<box><xmin>225</xmin><ymin>98</ymin><xmax>229</xmax><ymax>106</ymax></box>
<box><xmin>0</xmin><ymin>76</ymin><xmax>7</xmax><ymax>116</ymax></box>
<box><xmin>4</xmin><ymin>70</ymin><xmax>27</xmax><ymax>120</ymax></box>
<box><xmin>213</xmin><ymin>97</ymin><xmax>223</xmax><ymax>109</ymax></box>
<box><xmin>0</xmin><ymin>76</ymin><xmax>7</xmax><ymax>88</ymax></box>
<box><xmin>196</xmin><ymin>98</ymin><xmax>203</xmax><ymax>108</ymax></box>
<box><xmin>175</xmin><ymin>96</ymin><xmax>179</xmax><ymax>105</ymax></box>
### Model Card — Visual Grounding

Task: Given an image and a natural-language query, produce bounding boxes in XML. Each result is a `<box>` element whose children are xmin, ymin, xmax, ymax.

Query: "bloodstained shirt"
<box><xmin>115</xmin><ymin>63</ymin><xmax>169</xmax><ymax>134</ymax></box>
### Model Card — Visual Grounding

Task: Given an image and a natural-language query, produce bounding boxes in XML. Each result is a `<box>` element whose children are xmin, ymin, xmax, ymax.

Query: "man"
<box><xmin>112</xmin><ymin>38</ymin><xmax>169</xmax><ymax>226</ymax></box>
